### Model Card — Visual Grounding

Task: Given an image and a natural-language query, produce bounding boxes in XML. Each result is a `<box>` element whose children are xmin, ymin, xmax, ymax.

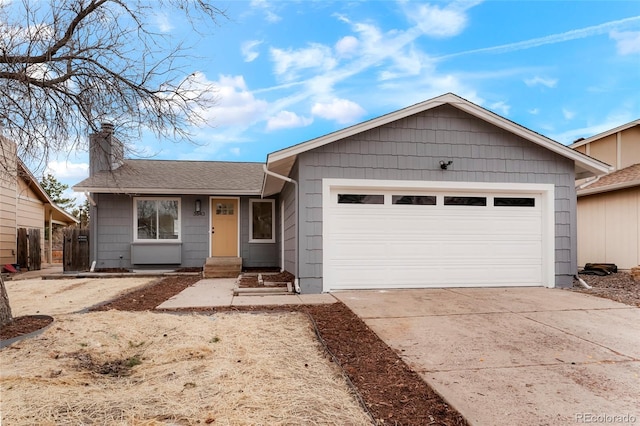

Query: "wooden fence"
<box><xmin>16</xmin><ymin>228</ymin><xmax>41</xmax><ymax>271</ymax></box>
<box><xmin>63</xmin><ymin>228</ymin><xmax>90</xmax><ymax>272</ymax></box>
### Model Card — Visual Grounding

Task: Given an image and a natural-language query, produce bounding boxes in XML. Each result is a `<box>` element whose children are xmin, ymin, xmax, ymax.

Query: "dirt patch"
<box><xmin>2</xmin><ymin>311</ymin><xmax>372</xmax><ymax>425</ymax></box>
<box><xmin>4</xmin><ymin>276</ymin><xmax>159</xmax><ymax>316</ymax></box>
<box><xmin>572</xmin><ymin>271</ymin><xmax>640</xmax><ymax>307</ymax></box>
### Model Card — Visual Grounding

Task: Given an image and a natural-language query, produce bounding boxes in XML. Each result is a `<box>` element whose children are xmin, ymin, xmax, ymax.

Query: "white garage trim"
<box><xmin>322</xmin><ymin>179</ymin><xmax>555</xmax><ymax>292</ymax></box>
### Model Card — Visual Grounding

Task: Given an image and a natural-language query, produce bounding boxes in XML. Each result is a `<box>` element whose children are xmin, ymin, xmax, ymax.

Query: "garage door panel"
<box><xmin>329</xmin><ymin>263</ymin><xmax>542</xmax><ymax>289</ymax></box>
<box><xmin>325</xmin><ymin>186</ymin><xmax>546</xmax><ymax>290</ymax></box>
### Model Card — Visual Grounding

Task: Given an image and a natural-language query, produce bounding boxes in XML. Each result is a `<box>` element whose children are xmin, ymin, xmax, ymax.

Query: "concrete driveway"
<box><xmin>334</xmin><ymin>287</ymin><xmax>640</xmax><ymax>426</ymax></box>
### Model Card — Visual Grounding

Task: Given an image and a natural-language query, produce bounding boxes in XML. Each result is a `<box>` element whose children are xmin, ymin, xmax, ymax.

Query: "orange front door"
<box><xmin>211</xmin><ymin>198</ymin><xmax>239</xmax><ymax>256</ymax></box>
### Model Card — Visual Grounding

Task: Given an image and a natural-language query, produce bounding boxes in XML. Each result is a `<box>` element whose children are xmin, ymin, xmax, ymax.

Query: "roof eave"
<box><xmin>569</xmin><ymin>119</ymin><xmax>640</xmax><ymax>149</ymax></box>
<box><xmin>577</xmin><ymin>179</ymin><xmax>640</xmax><ymax>197</ymax></box>
<box><xmin>264</xmin><ymin>92</ymin><xmax>612</xmax><ymax>185</ymax></box>
<box><xmin>73</xmin><ymin>186</ymin><xmax>262</xmax><ymax>196</ymax></box>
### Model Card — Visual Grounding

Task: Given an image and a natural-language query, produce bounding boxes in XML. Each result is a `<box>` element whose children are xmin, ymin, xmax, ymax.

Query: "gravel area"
<box><xmin>572</xmin><ymin>271</ymin><xmax>640</xmax><ymax>307</ymax></box>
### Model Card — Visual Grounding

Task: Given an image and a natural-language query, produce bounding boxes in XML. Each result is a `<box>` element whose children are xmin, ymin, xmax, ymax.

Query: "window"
<box><xmin>494</xmin><ymin>197</ymin><xmax>535</xmax><ymax>207</ymax></box>
<box><xmin>338</xmin><ymin>194</ymin><xmax>384</xmax><ymax>204</ymax></box>
<box><xmin>135</xmin><ymin>198</ymin><xmax>180</xmax><ymax>241</ymax></box>
<box><xmin>250</xmin><ymin>199</ymin><xmax>275</xmax><ymax>243</ymax></box>
<box><xmin>392</xmin><ymin>195</ymin><xmax>436</xmax><ymax>205</ymax></box>
<box><xmin>444</xmin><ymin>196</ymin><xmax>487</xmax><ymax>206</ymax></box>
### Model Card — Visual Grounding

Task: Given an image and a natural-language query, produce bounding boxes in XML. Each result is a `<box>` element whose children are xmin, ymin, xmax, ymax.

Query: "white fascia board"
<box><xmin>73</xmin><ymin>187</ymin><xmax>261</xmax><ymax>196</ymax></box>
<box><xmin>265</xmin><ymin>92</ymin><xmax>610</xmax><ymax>177</ymax></box>
<box><xmin>266</xmin><ymin>97</ymin><xmax>450</xmax><ymax>165</ymax></box>
<box><xmin>569</xmin><ymin>120</ymin><xmax>640</xmax><ymax>149</ymax></box>
<box><xmin>448</xmin><ymin>100</ymin><xmax>612</xmax><ymax>176</ymax></box>
<box><xmin>577</xmin><ymin>179</ymin><xmax>640</xmax><ymax>197</ymax></box>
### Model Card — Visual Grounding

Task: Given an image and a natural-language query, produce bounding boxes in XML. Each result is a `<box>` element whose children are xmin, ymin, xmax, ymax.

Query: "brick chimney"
<box><xmin>89</xmin><ymin>122</ymin><xmax>124</xmax><ymax>175</ymax></box>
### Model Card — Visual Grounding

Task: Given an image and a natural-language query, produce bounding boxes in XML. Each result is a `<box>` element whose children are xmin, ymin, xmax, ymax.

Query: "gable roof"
<box><xmin>577</xmin><ymin>163</ymin><xmax>640</xmax><ymax>196</ymax></box>
<box><xmin>263</xmin><ymin>93</ymin><xmax>612</xmax><ymax>196</ymax></box>
<box><xmin>18</xmin><ymin>161</ymin><xmax>79</xmax><ymax>225</ymax></box>
<box><xmin>570</xmin><ymin>119</ymin><xmax>640</xmax><ymax>149</ymax></box>
<box><xmin>73</xmin><ymin>159</ymin><xmax>265</xmax><ymax>195</ymax></box>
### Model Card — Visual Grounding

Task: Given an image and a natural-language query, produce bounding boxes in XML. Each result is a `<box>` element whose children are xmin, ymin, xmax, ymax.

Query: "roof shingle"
<box><xmin>73</xmin><ymin>160</ymin><xmax>265</xmax><ymax>194</ymax></box>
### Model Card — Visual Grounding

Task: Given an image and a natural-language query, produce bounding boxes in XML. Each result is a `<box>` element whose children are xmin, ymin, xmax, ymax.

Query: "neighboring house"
<box><xmin>0</xmin><ymin>137</ymin><xmax>79</xmax><ymax>267</ymax></box>
<box><xmin>570</xmin><ymin>119</ymin><xmax>640</xmax><ymax>270</ymax></box>
<box><xmin>73</xmin><ymin>93</ymin><xmax>609</xmax><ymax>293</ymax></box>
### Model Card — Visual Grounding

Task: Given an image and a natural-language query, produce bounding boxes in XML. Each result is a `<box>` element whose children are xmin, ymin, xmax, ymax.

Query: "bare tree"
<box><xmin>0</xmin><ymin>0</ymin><xmax>226</xmax><ymax>327</ymax></box>
<box><xmin>1</xmin><ymin>0</ymin><xmax>225</xmax><ymax>169</ymax></box>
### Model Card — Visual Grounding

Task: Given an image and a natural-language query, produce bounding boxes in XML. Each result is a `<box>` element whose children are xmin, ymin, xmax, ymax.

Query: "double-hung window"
<box><xmin>249</xmin><ymin>199</ymin><xmax>275</xmax><ymax>243</ymax></box>
<box><xmin>134</xmin><ymin>198</ymin><xmax>180</xmax><ymax>241</ymax></box>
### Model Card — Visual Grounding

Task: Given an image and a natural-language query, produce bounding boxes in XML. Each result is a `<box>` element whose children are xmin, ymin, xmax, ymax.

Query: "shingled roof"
<box><xmin>73</xmin><ymin>159</ymin><xmax>265</xmax><ymax>195</ymax></box>
<box><xmin>578</xmin><ymin>163</ymin><xmax>640</xmax><ymax>196</ymax></box>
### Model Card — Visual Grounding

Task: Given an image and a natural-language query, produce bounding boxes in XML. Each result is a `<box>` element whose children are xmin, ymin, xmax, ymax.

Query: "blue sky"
<box><xmin>45</xmin><ymin>1</ymin><xmax>640</xmax><ymax>203</ymax></box>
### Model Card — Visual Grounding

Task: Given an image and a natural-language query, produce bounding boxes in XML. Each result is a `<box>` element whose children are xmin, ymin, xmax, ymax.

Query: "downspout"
<box><xmin>262</xmin><ymin>165</ymin><xmax>300</xmax><ymax>293</ymax></box>
<box><xmin>85</xmin><ymin>192</ymin><xmax>97</xmax><ymax>272</ymax></box>
<box><xmin>577</xmin><ymin>175</ymin><xmax>601</xmax><ymax>190</ymax></box>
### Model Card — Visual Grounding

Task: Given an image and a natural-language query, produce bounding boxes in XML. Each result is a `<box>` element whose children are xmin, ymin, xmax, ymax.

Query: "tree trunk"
<box><xmin>0</xmin><ymin>274</ymin><xmax>13</xmax><ymax>327</ymax></box>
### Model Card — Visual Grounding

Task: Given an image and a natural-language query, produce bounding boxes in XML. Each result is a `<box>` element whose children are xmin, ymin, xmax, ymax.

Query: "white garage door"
<box><xmin>323</xmin><ymin>181</ymin><xmax>554</xmax><ymax>291</ymax></box>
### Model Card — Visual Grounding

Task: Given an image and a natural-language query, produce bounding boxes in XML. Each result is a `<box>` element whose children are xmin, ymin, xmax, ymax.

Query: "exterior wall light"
<box><xmin>440</xmin><ymin>160</ymin><xmax>453</xmax><ymax>170</ymax></box>
<box><xmin>194</xmin><ymin>199</ymin><xmax>205</xmax><ymax>216</ymax></box>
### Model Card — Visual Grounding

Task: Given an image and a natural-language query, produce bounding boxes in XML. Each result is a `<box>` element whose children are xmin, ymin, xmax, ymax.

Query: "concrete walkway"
<box><xmin>334</xmin><ymin>287</ymin><xmax>640</xmax><ymax>426</ymax></box>
<box><xmin>157</xmin><ymin>278</ymin><xmax>336</xmax><ymax>309</ymax></box>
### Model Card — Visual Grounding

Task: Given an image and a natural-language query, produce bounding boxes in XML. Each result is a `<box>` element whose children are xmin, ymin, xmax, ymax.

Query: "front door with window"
<box><xmin>211</xmin><ymin>198</ymin><xmax>239</xmax><ymax>256</ymax></box>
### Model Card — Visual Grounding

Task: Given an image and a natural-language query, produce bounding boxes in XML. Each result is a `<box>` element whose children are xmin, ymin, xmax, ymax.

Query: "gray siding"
<box><xmin>281</xmin><ymin>164</ymin><xmax>299</xmax><ymax>275</ymax></box>
<box><xmin>91</xmin><ymin>194</ymin><xmax>279</xmax><ymax>270</ymax></box>
<box><xmin>295</xmin><ymin>104</ymin><xmax>577</xmax><ymax>293</ymax></box>
<box><xmin>240</xmin><ymin>196</ymin><xmax>281</xmax><ymax>268</ymax></box>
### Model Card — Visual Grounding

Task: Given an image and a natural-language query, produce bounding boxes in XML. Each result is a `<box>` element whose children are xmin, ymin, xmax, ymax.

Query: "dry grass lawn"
<box><xmin>1</xmin><ymin>310</ymin><xmax>372</xmax><ymax>425</ymax></box>
<box><xmin>4</xmin><ymin>277</ymin><xmax>158</xmax><ymax>316</ymax></box>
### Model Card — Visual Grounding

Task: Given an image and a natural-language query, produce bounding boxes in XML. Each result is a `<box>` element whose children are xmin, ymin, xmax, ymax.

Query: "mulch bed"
<box><xmin>237</xmin><ymin>271</ymin><xmax>294</xmax><ymax>288</ymax></box>
<box><xmin>0</xmin><ymin>315</ymin><xmax>53</xmax><ymax>340</ymax></box>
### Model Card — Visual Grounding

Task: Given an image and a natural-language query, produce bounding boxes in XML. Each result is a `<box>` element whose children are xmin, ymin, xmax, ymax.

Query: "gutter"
<box><xmin>262</xmin><ymin>165</ymin><xmax>300</xmax><ymax>293</ymax></box>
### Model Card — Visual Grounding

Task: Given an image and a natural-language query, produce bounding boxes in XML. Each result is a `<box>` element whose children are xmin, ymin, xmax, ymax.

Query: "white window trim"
<box><xmin>133</xmin><ymin>197</ymin><xmax>181</xmax><ymax>243</ymax></box>
<box><xmin>249</xmin><ymin>198</ymin><xmax>276</xmax><ymax>243</ymax></box>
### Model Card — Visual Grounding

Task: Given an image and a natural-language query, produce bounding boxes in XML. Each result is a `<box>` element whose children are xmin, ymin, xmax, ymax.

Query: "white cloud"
<box><xmin>405</xmin><ymin>2</ymin><xmax>475</xmax><ymax>38</ymax></box>
<box><xmin>154</xmin><ymin>13</ymin><xmax>174</xmax><ymax>33</ymax></box>
<box><xmin>524</xmin><ymin>76</ymin><xmax>558</xmax><ymax>88</ymax></box>
<box><xmin>311</xmin><ymin>98</ymin><xmax>366</xmax><ymax>124</ymax></box>
<box><xmin>562</xmin><ymin>108</ymin><xmax>575</xmax><ymax>120</ymax></box>
<box><xmin>271</xmin><ymin>43</ymin><xmax>337</xmax><ymax>81</ymax></box>
<box><xmin>229</xmin><ymin>147</ymin><xmax>241</xmax><ymax>156</ymax></box>
<box><xmin>335</xmin><ymin>36</ymin><xmax>359</xmax><ymax>58</ymax></box>
<box><xmin>439</xmin><ymin>15</ymin><xmax>640</xmax><ymax>60</ymax></box>
<box><xmin>266</xmin><ymin>110</ymin><xmax>313</xmax><ymax>131</ymax></box>
<box><xmin>490</xmin><ymin>101</ymin><xmax>511</xmax><ymax>116</ymax></box>
<box><xmin>199</xmin><ymin>74</ymin><xmax>268</xmax><ymax>127</ymax></box>
<box><xmin>250</xmin><ymin>0</ymin><xmax>282</xmax><ymax>23</ymax></box>
<box><xmin>242</xmin><ymin>40</ymin><xmax>262</xmax><ymax>62</ymax></box>
<box><xmin>46</xmin><ymin>161</ymin><xmax>89</xmax><ymax>181</ymax></box>
<box><xmin>529</xmin><ymin>108</ymin><xmax>540</xmax><ymax>115</ymax></box>
<box><xmin>610</xmin><ymin>30</ymin><xmax>640</xmax><ymax>55</ymax></box>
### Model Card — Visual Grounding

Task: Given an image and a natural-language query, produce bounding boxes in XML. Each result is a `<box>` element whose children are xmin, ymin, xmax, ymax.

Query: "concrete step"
<box><xmin>233</xmin><ymin>285</ymin><xmax>293</xmax><ymax>296</ymax></box>
<box><xmin>203</xmin><ymin>257</ymin><xmax>242</xmax><ymax>279</ymax></box>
